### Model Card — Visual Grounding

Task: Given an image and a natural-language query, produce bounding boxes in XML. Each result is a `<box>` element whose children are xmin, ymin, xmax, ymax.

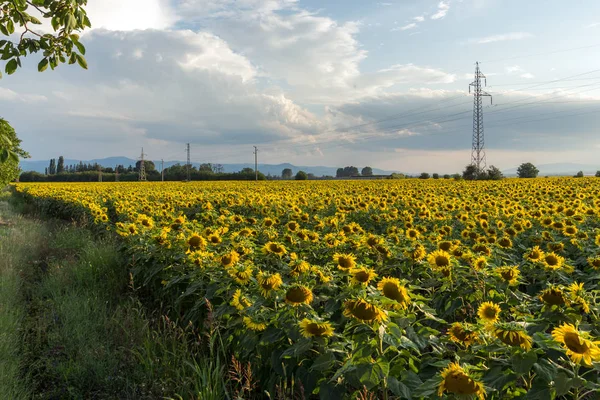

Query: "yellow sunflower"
<box><xmin>299</xmin><ymin>319</ymin><xmax>335</xmax><ymax>338</ymax></box>
<box><xmin>343</xmin><ymin>298</ymin><xmax>387</xmax><ymax>323</ymax></box>
<box><xmin>478</xmin><ymin>302</ymin><xmax>501</xmax><ymax>324</ymax></box>
<box><xmin>219</xmin><ymin>250</ymin><xmax>240</xmax><ymax>268</ymax></box>
<box><xmin>542</xmin><ymin>252</ymin><xmax>565</xmax><ymax>270</ymax></box>
<box><xmin>552</xmin><ymin>323</ymin><xmax>600</xmax><ymax>366</ymax></box>
<box><xmin>524</xmin><ymin>246</ymin><xmax>544</xmax><ymax>262</ymax></box>
<box><xmin>333</xmin><ymin>253</ymin><xmax>357</xmax><ymax>271</ymax></box>
<box><xmin>471</xmin><ymin>256</ymin><xmax>488</xmax><ymax>271</ymax></box>
<box><xmin>256</xmin><ymin>272</ymin><xmax>283</xmax><ymax>296</ymax></box>
<box><xmin>231</xmin><ymin>289</ymin><xmax>252</xmax><ymax>311</ymax></box>
<box><xmin>285</xmin><ymin>285</ymin><xmax>314</xmax><ymax>306</ymax></box>
<box><xmin>427</xmin><ymin>250</ymin><xmax>452</xmax><ymax>270</ymax></box>
<box><xmin>437</xmin><ymin>363</ymin><xmax>486</xmax><ymax>400</ymax></box>
<box><xmin>493</xmin><ymin>323</ymin><xmax>533</xmax><ymax>351</ymax></box>
<box><xmin>539</xmin><ymin>287</ymin><xmax>567</xmax><ymax>306</ymax></box>
<box><xmin>262</xmin><ymin>241</ymin><xmax>287</xmax><ymax>256</ymax></box>
<box><xmin>448</xmin><ymin>322</ymin><xmax>479</xmax><ymax>347</ymax></box>
<box><xmin>350</xmin><ymin>267</ymin><xmax>378</xmax><ymax>285</ymax></box>
<box><xmin>587</xmin><ymin>256</ymin><xmax>600</xmax><ymax>270</ymax></box>
<box><xmin>228</xmin><ymin>262</ymin><xmax>254</xmax><ymax>285</ymax></box>
<box><xmin>377</xmin><ymin>277</ymin><xmax>411</xmax><ymax>309</ymax></box>
<box><xmin>243</xmin><ymin>316</ymin><xmax>267</xmax><ymax>332</ymax></box>
<box><xmin>496</xmin><ymin>265</ymin><xmax>520</xmax><ymax>285</ymax></box>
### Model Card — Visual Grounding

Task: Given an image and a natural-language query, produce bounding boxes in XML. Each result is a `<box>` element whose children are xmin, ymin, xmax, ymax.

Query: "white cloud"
<box><xmin>520</xmin><ymin>73</ymin><xmax>535</xmax><ymax>79</ymax></box>
<box><xmin>413</xmin><ymin>16</ymin><xmax>425</xmax><ymax>22</ymax></box>
<box><xmin>378</xmin><ymin>2</ymin><xmax>393</xmax><ymax>6</ymax></box>
<box><xmin>392</xmin><ymin>23</ymin><xmax>417</xmax><ymax>31</ymax></box>
<box><xmin>585</xmin><ymin>22</ymin><xmax>599</xmax><ymax>28</ymax></box>
<box><xmin>470</xmin><ymin>32</ymin><xmax>533</xmax><ymax>44</ymax></box>
<box><xmin>505</xmin><ymin>65</ymin><xmax>523</xmax><ymax>73</ymax></box>
<box><xmin>0</xmin><ymin>87</ymin><xmax>47</xmax><ymax>103</ymax></box>
<box><xmin>431</xmin><ymin>1</ymin><xmax>450</xmax><ymax>20</ymax></box>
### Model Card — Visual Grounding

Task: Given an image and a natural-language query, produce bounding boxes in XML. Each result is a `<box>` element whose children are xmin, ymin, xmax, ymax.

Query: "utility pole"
<box><xmin>115</xmin><ymin>165</ymin><xmax>119</xmax><ymax>182</ymax></box>
<box><xmin>186</xmin><ymin>143</ymin><xmax>191</xmax><ymax>182</ymax></box>
<box><xmin>139</xmin><ymin>147</ymin><xmax>147</xmax><ymax>181</ymax></box>
<box><xmin>98</xmin><ymin>164</ymin><xmax>102</xmax><ymax>182</ymax></box>
<box><xmin>469</xmin><ymin>61</ymin><xmax>492</xmax><ymax>173</ymax></box>
<box><xmin>161</xmin><ymin>159</ymin><xmax>164</xmax><ymax>182</ymax></box>
<box><xmin>253</xmin><ymin>146</ymin><xmax>258</xmax><ymax>181</ymax></box>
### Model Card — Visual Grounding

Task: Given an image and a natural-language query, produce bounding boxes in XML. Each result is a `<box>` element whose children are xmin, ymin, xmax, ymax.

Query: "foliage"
<box><xmin>0</xmin><ymin>0</ymin><xmax>90</xmax><ymax>78</ymax></box>
<box><xmin>432</xmin><ymin>173</ymin><xmax>440</xmax><ymax>179</ymax></box>
<box><xmin>387</xmin><ymin>173</ymin><xmax>406</xmax><ymax>180</ymax></box>
<box><xmin>596</xmin><ymin>171</ymin><xmax>600</xmax><ymax>178</ymax></box>
<box><xmin>282</xmin><ymin>168</ymin><xmax>293</xmax><ymax>179</ymax></box>
<box><xmin>361</xmin><ymin>166</ymin><xmax>373</xmax><ymax>177</ymax></box>
<box><xmin>574</xmin><ymin>171</ymin><xmax>584</xmax><ymax>178</ymax></box>
<box><xmin>295</xmin><ymin>170</ymin><xmax>307</xmax><ymax>180</ymax></box>
<box><xmin>463</xmin><ymin>164</ymin><xmax>479</xmax><ymax>180</ymax></box>
<box><xmin>14</xmin><ymin>178</ymin><xmax>600</xmax><ymax>399</ymax></box>
<box><xmin>337</xmin><ymin>166</ymin><xmax>360</xmax><ymax>178</ymax></box>
<box><xmin>0</xmin><ymin>119</ymin><xmax>28</xmax><ymax>187</ymax></box>
<box><xmin>486</xmin><ymin>165</ymin><xmax>504</xmax><ymax>180</ymax></box>
<box><xmin>517</xmin><ymin>162</ymin><xmax>540</xmax><ymax>178</ymax></box>
<box><xmin>419</xmin><ymin>172</ymin><xmax>430</xmax><ymax>179</ymax></box>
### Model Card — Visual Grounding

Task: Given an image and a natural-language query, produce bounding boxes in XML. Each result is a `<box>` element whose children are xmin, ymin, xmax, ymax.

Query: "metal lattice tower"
<box><xmin>186</xmin><ymin>143</ymin><xmax>191</xmax><ymax>182</ymax></box>
<box><xmin>469</xmin><ymin>62</ymin><xmax>492</xmax><ymax>172</ymax></box>
<box><xmin>139</xmin><ymin>148</ymin><xmax>147</xmax><ymax>181</ymax></box>
<box><xmin>253</xmin><ymin>146</ymin><xmax>258</xmax><ymax>181</ymax></box>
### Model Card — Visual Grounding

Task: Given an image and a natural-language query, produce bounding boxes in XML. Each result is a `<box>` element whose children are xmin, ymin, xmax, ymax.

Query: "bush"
<box><xmin>517</xmin><ymin>162</ymin><xmax>539</xmax><ymax>178</ymax></box>
<box><xmin>419</xmin><ymin>173</ymin><xmax>430</xmax><ymax>179</ymax></box>
<box><xmin>574</xmin><ymin>171</ymin><xmax>584</xmax><ymax>178</ymax></box>
<box><xmin>443</xmin><ymin>174</ymin><xmax>450</xmax><ymax>179</ymax></box>
<box><xmin>295</xmin><ymin>171</ymin><xmax>308</xmax><ymax>180</ymax></box>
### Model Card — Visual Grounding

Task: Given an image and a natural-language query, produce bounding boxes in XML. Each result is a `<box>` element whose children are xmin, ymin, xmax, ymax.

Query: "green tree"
<box><xmin>135</xmin><ymin>160</ymin><xmax>155</xmax><ymax>173</ymax></box>
<box><xmin>486</xmin><ymin>165</ymin><xmax>504</xmax><ymax>180</ymax></box>
<box><xmin>419</xmin><ymin>172</ymin><xmax>430</xmax><ymax>179</ymax></box>
<box><xmin>57</xmin><ymin>155</ymin><xmax>65</xmax><ymax>173</ymax></box>
<box><xmin>282</xmin><ymin>168</ymin><xmax>293</xmax><ymax>179</ymax></box>
<box><xmin>596</xmin><ymin>171</ymin><xmax>600</xmax><ymax>177</ymax></box>
<box><xmin>462</xmin><ymin>164</ymin><xmax>479</xmax><ymax>180</ymax></box>
<box><xmin>295</xmin><ymin>170</ymin><xmax>308</xmax><ymax>180</ymax></box>
<box><xmin>517</xmin><ymin>162</ymin><xmax>539</xmax><ymax>178</ymax></box>
<box><xmin>443</xmin><ymin>174</ymin><xmax>450</xmax><ymax>179</ymax></box>
<box><xmin>361</xmin><ymin>166</ymin><xmax>373</xmax><ymax>176</ymax></box>
<box><xmin>432</xmin><ymin>173</ymin><xmax>439</xmax><ymax>179</ymax></box>
<box><xmin>574</xmin><ymin>170</ymin><xmax>584</xmax><ymax>178</ymax></box>
<box><xmin>0</xmin><ymin>0</ymin><xmax>90</xmax><ymax>79</ymax></box>
<box><xmin>0</xmin><ymin>119</ymin><xmax>28</xmax><ymax>187</ymax></box>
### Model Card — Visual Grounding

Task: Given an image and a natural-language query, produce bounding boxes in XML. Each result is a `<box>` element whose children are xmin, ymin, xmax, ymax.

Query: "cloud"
<box><xmin>505</xmin><ymin>65</ymin><xmax>523</xmax><ymax>73</ymax></box>
<box><xmin>413</xmin><ymin>16</ymin><xmax>425</xmax><ymax>22</ymax></box>
<box><xmin>0</xmin><ymin>87</ymin><xmax>47</xmax><ymax>103</ymax></box>
<box><xmin>520</xmin><ymin>73</ymin><xmax>535</xmax><ymax>79</ymax></box>
<box><xmin>431</xmin><ymin>1</ymin><xmax>450</xmax><ymax>20</ymax></box>
<box><xmin>470</xmin><ymin>32</ymin><xmax>533</xmax><ymax>44</ymax></box>
<box><xmin>392</xmin><ymin>23</ymin><xmax>417</xmax><ymax>31</ymax></box>
<box><xmin>377</xmin><ymin>2</ymin><xmax>393</xmax><ymax>6</ymax></box>
<box><xmin>585</xmin><ymin>22</ymin><xmax>599</xmax><ymax>28</ymax></box>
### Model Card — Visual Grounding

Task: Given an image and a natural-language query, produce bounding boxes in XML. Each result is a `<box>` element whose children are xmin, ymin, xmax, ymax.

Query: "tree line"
<box><xmin>20</xmin><ymin>159</ymin><xmax>265</xmax><ymax>182</ymax></box>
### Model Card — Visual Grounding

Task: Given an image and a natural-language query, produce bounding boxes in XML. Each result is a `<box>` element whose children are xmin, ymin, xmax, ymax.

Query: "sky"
<box><xmin>1</xmin><ymin>0</ymin><xmax>600</xmax><ymax>173</ymax></box>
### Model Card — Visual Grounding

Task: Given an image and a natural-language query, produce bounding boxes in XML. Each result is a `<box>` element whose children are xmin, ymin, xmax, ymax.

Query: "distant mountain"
<box><xmin>20</xmin><ymin>157</ymin><xmax>399</xmax><ymax>177</ymax></box>
<box><xmin>503</xmin><ymin>163</ymin><xmax>600</xmax><ymax>177</ymax></box>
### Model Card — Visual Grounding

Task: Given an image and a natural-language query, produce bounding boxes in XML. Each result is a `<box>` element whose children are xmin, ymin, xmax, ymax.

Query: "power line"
<box><xmin>469</xmin><ymin>62</ymin><xmax>492</xmax><ymax>171</ymax></box>
<box><xmin>138</xmin><ymin>148</ymin><xmax>147</xmax><ymax>181</ymax></box>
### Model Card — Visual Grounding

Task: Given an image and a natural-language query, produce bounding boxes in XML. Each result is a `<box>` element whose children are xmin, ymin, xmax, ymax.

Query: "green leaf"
<box><xmin>533</xmin><ymin>359</ymin><xmax>557</xmax><ymax>383</ymax></box>
<box><xmin>76</xmin><ymin>54</ymin><xmax>88</xmax><ymax>69</ymax></box>
<box><xmin>0</xmin><ymin>149</ymin><xmax>8</xmax><ymax>163</ymax></box>
<box><xmin>356</xmin><ymin>358</ymin><xmax>389</xmax><ymax>390</ymax></box>
<box><xmin>388</xmin><ymin>376</ymin><xmax>411</xmax><ymax>399</ymax></box>
<box><xmin>38</xmin><ymin>58</ymin><xmax>49</xmax><ymax>72</ymax></box>
<box><xmin>5</xmin><ymin>59</ymin><xmax>18</xmax><ymax>75</ymax></box>
<box><xmin>554</xmin><ymin>372</ymin><xmax>571</xmax><ymax>397</ymax></box>
<box><xmin>311</xmin><ymin>352</ymin><xmax>336</xmax><ymax>372</ymax></box>
<box><xmin>0</xmin><ymin>24</ymin><xmax>9</xmax><ymax>36</ymax></box>
<box><xmin>512</xmin><ymin>351</ymin><xmax>537</xmax><ymax>375</ymax></box>
<box><xmin>7</xmin><ymin>20</ymin><xmax>15</xmax><ymax>35</ymax></box>
<box><xmin>74</xmin><ymin>40</ymin><xmax>85</xmax><ymax>55</ymax></box>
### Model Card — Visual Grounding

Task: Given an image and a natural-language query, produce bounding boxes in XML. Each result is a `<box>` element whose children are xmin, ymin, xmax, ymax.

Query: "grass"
<box><xmin>1</xmin><ymin>191</ymin><xmax>236</xmax><ymax>400</ymax></box>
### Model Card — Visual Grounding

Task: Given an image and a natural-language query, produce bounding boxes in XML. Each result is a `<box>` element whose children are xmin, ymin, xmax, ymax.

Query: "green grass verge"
<box><xmin>1</xmin><ymin>193</ymin><xmax>234</xmax><ymax>400</ymax></box>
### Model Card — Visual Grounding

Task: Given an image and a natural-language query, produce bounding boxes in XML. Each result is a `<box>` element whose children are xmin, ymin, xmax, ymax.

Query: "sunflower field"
<box><xmin>13</xmin><ymin>178</ymin><xmax>600</xmax><ymax>399</ymax></box>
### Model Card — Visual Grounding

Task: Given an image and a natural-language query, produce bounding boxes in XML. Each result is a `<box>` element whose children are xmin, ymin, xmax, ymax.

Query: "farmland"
<box><xmin>13</xmin><ymin>178</ymin><xmax>600</xmax><ymax>399</ymax></box>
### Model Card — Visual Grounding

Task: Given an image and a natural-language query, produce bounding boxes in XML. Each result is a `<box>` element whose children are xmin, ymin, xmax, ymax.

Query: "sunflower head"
<box><xmin>497</xmin><ymin>265</ymin><xmax>520</xmax><ymax>285</ymax></box>
<box><xmin>539</xmin><ymin>287</ymin><xmax>567</xmax><ymax>306</ymax></box>
<box><xmin>377</xmin><ymin>277</ymin><xmax>410</xmax><ymax>309</ymax></box>
<box><xmin>493</xmin><ymin>322</ymin><xmax>533</xmax><ymax>351</ymax></box>
<box><xmin>299</xmin><ymin>319</ymin><xmax>334</xmax><ymax>338</ymax></box>
<box><xmin>448</xmin><ymin>322</ymin><xmax>479</xmax><ymax>347</ymax></box>
<box><xmin>586</xmin><ymin>256</ymin><xmax>600</xmax><ymax>270</ymax></box>
<box><xmin>542</xmin><ymin>252</ymin><xmax>565</xmax><ymax>270</ymax></box>
<box><xmin>343</xmin><ymin>298</ymin><xmax>387</xmax><ymax>322</ymax></box>
<box><xmin>524</xmin><ymin>246</ymin><xmax>544</xmax><ymax>261</ymax></box>
<box><xmin>333</xmin><ymin>253</ymin><xmax>357</xmax><ymax>271</ymax></box>
<box><xmin>497</xmin><ymin>236</ymin><xmax>513</xmax><ymax>249</ymax></box>
<box><xmin>471</xmin><ymin>256</ymin><xmax>488</xmax><ymax>271</ymax></box>
<box><xmin>438</xmin><ymin>363</ymin><xmax>486</xmax><ymax>400</ymax></box>
<box><xmin>231</xmin><ymin>289</ymin><xmax>252</xmax><ymax>311</ymax></box>
<box><xmin>257</xmin><ymin>272</ymin><xmax>283</xmax><ymax>296</ymax></box>
<box><xmin>219</xmin><ymin>250</ymin><xmax>240</xmax><ymax>268</ymax></box>
<box><xmin>285</xmin><ymin>285</ymin><xmax>313</xmax><ymax>306</ymax></box>
<box><xmin>478</xmin><ymin>301</ymin><xmax>501</xmax><ymax>324</ymax></box>
<box><xmin>427</xmin><ymin>250</ymin><xmax>452</xmax><ymax>269</ymax></box>
<box><xmin>243</xmin><ymin>316</ymin><xmax>267</xmax><ymax>332</ymax></box>
<box><xmin>552</xmin><ymin>323</ymin><xmax>600</xmax><ymax>366</ymax></box>
<box><xmin>351</xmin><ymin>267</ymin><xmax>378</xmax><ymax>285</ymax></box>
<box><xmin>263</xmin><ymin>241</ymin><xmax>287</xmax><ymax>256</ymax></box>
